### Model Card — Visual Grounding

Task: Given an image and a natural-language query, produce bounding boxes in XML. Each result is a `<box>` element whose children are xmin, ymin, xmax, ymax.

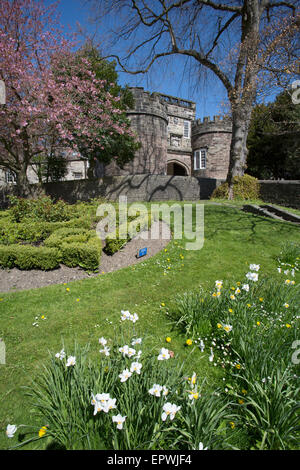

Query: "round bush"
<box><xmin>211</xmin><ymin>174</ymin><xmax>260</xmax><ymax>200</ymax></box>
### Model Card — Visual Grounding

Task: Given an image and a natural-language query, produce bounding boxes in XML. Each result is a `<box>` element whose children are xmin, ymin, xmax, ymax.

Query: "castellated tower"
<box><xmin>191</xmin><ymin>115</ymin><xmax>232</xmax><ymax>180</ymax></box>
<box><xmin>105</xmin><ymin>87</ymin><xmax>169</xmax><ymax>176</ymax></box>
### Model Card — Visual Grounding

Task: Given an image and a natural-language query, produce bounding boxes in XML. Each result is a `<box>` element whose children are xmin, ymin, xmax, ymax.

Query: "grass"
<box><xmin>0</xmin><ymin>201</ymin><xmax>299</xmax><ymax>449</ymax></box>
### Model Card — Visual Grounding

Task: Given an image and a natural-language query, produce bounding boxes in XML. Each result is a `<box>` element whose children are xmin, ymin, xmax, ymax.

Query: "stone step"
<box><xmin>242</xmin><ymin>204</ymin><xmax>300</xmax><ymax>224</ymax></box>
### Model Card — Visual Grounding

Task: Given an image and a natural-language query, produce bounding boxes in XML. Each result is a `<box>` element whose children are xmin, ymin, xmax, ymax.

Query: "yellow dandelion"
<box><xmin>161</xmin><ymin>302</ymin><xmax>165</xmax><ymax>307</ymax></box>
<box><xmin>242</xmin><ymin>389</ymin><xmax>247</xmax><ymax>395</ymax></box>
<box><xmin>186</xmin><ymin>339</ymin><xmax>193</xmax><ymax>346</ymax></box>
<box><xmin>259</xmin><ymin>297</ymin><xmax>263</xmax><ymax>302</ymax></box>
<box><xmin>256</xmin><ymin>321</ymin><xmax>260</xmax><ymax>326</ymax></box>
<box><xmin>228</xmin><ymin>308</ymin><xmax>233</xmax><ymax>313</ymax></box>
<box><xmin>235</xmin><ymin>364</ymin><xmax>241</xmax><ymax>369</ymax></box>
<box><xmin>236</xmin><ymin>282</ymin><xmax>241</xmax><ymax>286</ymax></box>
<box><xmin>217</xmin><ymin>323</ymin><xmax>222</xmax><ymax>329</ymax></box>
<box><xmin>286</xmin><ymin>323</ymin><xmax>291</xmax><ymax>328</ymax></box>
<box><xmin>66</xmin><ymin>288</ymin><xmax>70</xmax><ymax>292</ymax></box>
<box><xmin>76</xmin><ymin>298</ymin><xmax>80</xmax><ymax>302</ymax></box>
<box><xmin>166</xmin><ymin>337</ymin><xmax>171</xmax><ymax>343</ymax></box>
<box><xmin>229</xmin><ymin>421</ymin><xmax>235</xmax><ymax>429</ymax></box>
<box><xmin>38</xmin><ymin>426</ymin><xmax>47</xmax><ymax>438</ymax></box>
<box><xmin>212</xmin><ymin>293</ymin><xmax>217</xmax><ymax>298</ymax></box>
<box><xmin>238</xmin><ymin>399</ymin><xmax>244</xmax><ymax>405</ymax></box>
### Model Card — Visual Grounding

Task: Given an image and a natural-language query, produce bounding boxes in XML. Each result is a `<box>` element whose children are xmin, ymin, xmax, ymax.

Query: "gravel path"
<box><xmin>0</xmin><ymin>220</ymin><xmax>171</xmax><ymax>293</ymax></box>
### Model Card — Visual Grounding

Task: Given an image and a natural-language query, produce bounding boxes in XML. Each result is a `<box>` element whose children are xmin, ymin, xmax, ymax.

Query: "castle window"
<box><xmin>5</xmin><ymin>170</ymin><xmax>16</xmax><ymax>184</ymax></box>
<box><xmin>183</xmin><ymin>121</ymin><xmax>190</xmax><ymax>138</ymax></box>
<box><xmin>194</xmin><ymin>149</ymin><xmax>206</xmax><ymax>170</ymax></box>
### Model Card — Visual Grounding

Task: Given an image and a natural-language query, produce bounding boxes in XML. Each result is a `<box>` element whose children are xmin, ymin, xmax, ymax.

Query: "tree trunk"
<box><xmin>226</xmin><ymin>105</ymin><xmax>252</xmax><ymax>198</ymax></box>
<box><xmin>15</xmin><ymin>165</ymin><xmax>31</xmax><ymax>197</ymax></box>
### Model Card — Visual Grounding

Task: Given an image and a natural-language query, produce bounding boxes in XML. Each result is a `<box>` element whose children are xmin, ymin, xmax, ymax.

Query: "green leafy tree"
<box><xmin>52</xmin><ymin>43</ymin><xmax>140</xmax><ymax>178</ymax></box>
<box><xmin>247</xmin><ymin>90</ymin><xmax>300</xmax><ymax>179</ymax></box>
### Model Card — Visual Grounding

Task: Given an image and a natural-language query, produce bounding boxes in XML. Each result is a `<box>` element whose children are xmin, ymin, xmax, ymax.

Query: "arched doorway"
<box><xmin>167</xmin><ymin>161</ymin><xmax>188</xmax><ymax>176</ymax></box>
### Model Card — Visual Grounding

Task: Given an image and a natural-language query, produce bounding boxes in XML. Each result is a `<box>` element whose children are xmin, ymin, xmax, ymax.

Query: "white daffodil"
<box><xmin>198</xmin><ymin>442</ymin><xmax>208</xmax><ymax>450</ymax></box>
<box><xmin>119</xmin><ymin>345</ymin><xmax>136</xmax><ymax>358</ymax></box>
<box><xmin>66</xmin><ymin>356</ymin><xmax>76</xmax><ymax>367</ymax></box>
<box><xmin>98</xmin><ymin>337</ymin><xmax>107</xmax><ymax>346</ymax></box>
<box><xmin>149</xmin><ymin>384</ymin><xmax>163</xmax><ymax>397</ymax></box>
<box><xmin>127</xmin><ymin>347</ymin><xmax>136</xmax><ymax>358</ymax></box>
<box><xmin>119</xmin><ymin>369</ymin><xmax>132</xmax><ymax>382</ymax></box>
<box><xmin>161</xmin><ymin>402</ymin><xmax>181</xmax><ymax>421</ymax></box>
<box><xmin>112</xmin><ymin>414</ymin><xmax>126</xmax><ymax>430</ymax></box>
<box><xmin>242</xmin><ymin>284</ymin><xmax>249</xmax><ymax>292</ymax></box>
<box><xmin>99</xmin><ymin>346</ymin><xmax>110</xmax><ymax>356</ymax></box>
<box><xmin>209</xmin><ymin>348</ymin><xmax>214</xmax><ymax>362</ymax></box>
<box><xmin>135</xmin><ymin>350</ymin><xmax>142</xmax><ymax>359</ymax></box>
<box><xmin>131</xmin><ymin>338</ymin><xmax>142</xmax><ymax>345</ymax></box>
<box><xmin>223</xmin><ymin>324</ymin><xmax>233</xmax><ymax>333</ymax></box>
<box><xmin>95</xmin><ymin>393</ymin><xmax>110</xmax><ymax>403</ymax></box>
<box><xmin>130</xmin><ymin>313</ymin><xmax>139</xmax><ymax>323</ymax></box>
<box><xmin>246</xmin><ymin>272</ymin><xmax>259</xmax><ymax>282</ymax></box>
<box><xmin>249</xmin><ymin>264</ymin><xmax>260</xmax><ymax>272</ymax></box>
<box><xmin>215</xmin><ymin>280</ymin><xmax>223</xmax><ymax>290</ymax></box>
<box><xmin>103</xmin><ymin>398</ymin><xmax>117</xmax><ymax>413</ymax></box>
<box><xmin>120</xmin><ymin>310</ymin><xmax>131</xmax><ymax>321</ymax></box>
<box><xmin>198</xmin><ymin>340</ymin><xmax>205</xmax><ymax>352</ymax></box>
<box><xmin>162</xmin><ymin>385</ymin><xmax>169</xmax><ymax>396</ymax></box>
<box><xmin>188</xmin><ymin>390</ymin><xmax>200</xmax><ymax>401</ymax></box>
<box><xmin>6</xmin><ymin>424</ymin><xmax>17</xmax><ymax>438</ymax></box>
<box><xmin>55</xmin><ymin>349</ymin><xmax>66</xmax><ymax>361</ymax></box>
<box><xmin>158</xmin><ymin>347</ymin><xmax>170</xmax><ymax>361</ymax></box>
<box><xmin>130</xmin><ymin>361</ymin><xmax>142</xmax><ymax>374</ymax></box>
<box><xmin>277</xmin><ymin>267</ymin><xmax>282</xmax><ymax>273</ymax></box>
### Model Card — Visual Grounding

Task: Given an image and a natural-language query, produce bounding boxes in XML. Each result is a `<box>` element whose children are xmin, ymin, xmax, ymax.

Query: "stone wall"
<box><xmin>259</xmin><ymin>180</ymin><xmax>300</xmax><ymax>209</ymax></box>
<box><xmin>1</xmin><ymin>177</ymin><xmax>299</xmax><ymax>209</ymax></box>
<box><xmin>0</xmin><ymin>175</ymin><xmax>224</xmax><ymax>208</ymax></box>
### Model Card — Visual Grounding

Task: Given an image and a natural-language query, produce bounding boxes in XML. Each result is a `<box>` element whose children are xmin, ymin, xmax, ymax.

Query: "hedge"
<box><xmin>104</xmin><ymin>213</ymin><xmax>153</xmax><ymax>256</ymax></box>
<box><xmin>0</xmin><ymin>245</ymin><xmax>60</xmax><ymax>270</ymax></box>
<box><xmin>0</xmin><ymin>217</ymin><xmax>92</xmax><ymax>245</ymax></box>
<box><xmin>59</xmin><ymin>236</ymin><xmax>102</xmax><ymax>272</ymax></box>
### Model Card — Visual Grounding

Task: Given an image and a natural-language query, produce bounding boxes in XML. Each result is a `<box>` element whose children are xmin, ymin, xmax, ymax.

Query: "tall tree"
<box><xmin>247</xmin><ymin>89</ymin><xmax>300</xmax><ymax>179</ymax></box>
<box><xmin>0</xmin><ymin>0</ymin><xmax>136</xmax><ymax>195</ymax></box>
<box><xmin>91</xmin><ymin>0</ymin><xmax>299</xmax><ymax>197</ymax></box>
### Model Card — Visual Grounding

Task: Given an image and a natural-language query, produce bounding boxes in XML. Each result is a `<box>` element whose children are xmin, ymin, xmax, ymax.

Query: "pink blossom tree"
<box><xmin>0</xmin><ymin>0</ymin><xmax>135</xmax><ymax>194</ymax></box>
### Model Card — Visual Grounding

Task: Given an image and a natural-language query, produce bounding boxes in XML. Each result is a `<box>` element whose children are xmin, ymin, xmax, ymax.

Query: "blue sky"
<box><xmin>45</xmin><ymin>0</ymin><xmax>229</xmax><ymax>120</ymax></box>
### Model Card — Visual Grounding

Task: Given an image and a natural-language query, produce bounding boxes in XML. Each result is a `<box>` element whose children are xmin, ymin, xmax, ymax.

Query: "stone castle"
<box><xmin>0</xmin><ymin>86</ymin><xmax>232</xmax><ymax>186</ymax></box>
<box><xmin>105</xmin><ymin>87</ymin><xmax>232</xmax><ymax>180</ymax></box>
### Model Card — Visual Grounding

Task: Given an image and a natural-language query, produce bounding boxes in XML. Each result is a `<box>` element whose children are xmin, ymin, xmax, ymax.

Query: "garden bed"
<box><xmin>0</xmin><ymin>220</ymin><xmax>171</xmax><ymax>292</ymax></box>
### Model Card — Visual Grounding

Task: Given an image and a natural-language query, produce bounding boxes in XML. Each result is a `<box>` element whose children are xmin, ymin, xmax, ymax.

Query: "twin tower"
<box><xmin>105</xmin><ymin>87</ymin><xmax>232</xmax><ymax>180</ymax></box>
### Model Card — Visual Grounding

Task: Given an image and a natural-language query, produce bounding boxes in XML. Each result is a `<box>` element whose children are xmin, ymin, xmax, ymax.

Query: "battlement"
<box><xmin>192</xmin><ymin>115</ymin><xmax>232</xmax><ymax>126</ymax></box>
<box><xmin>127</xmin><ymin>87</ymin><xmax>168</xmax><ymax>122</ymax></box>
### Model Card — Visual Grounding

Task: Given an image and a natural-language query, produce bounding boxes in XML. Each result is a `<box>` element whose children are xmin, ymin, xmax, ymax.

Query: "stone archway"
<box><xmin>167</xmin><ymin>161</ymin><xmax>189</xmax><ymax>176</ymax></box>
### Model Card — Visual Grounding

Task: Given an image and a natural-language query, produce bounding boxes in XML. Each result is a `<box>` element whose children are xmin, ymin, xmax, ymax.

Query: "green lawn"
<box><xmin>0</xmin><ymin>202</ymin><xmax>299</xmax><ymax>449</ymax></box>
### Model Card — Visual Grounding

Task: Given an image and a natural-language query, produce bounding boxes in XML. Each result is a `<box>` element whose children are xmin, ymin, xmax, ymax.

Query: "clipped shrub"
<box><xmin>44</xmin><ymin>228</ymin><xmax>91</xmax><ymax>248</ymax></box>
<box><xmin>104</xmin><ymin>213</ymin><xmax>153</xmax><ymax>256</ymax></box>
<box><xmin>8</xmin><ymin>195</ymin><xmax>74</xmax><ymax>222</ymax></box>
<box><xmin>0</xmin><ymin>245</ymin><xmax>60</xmax><ymax>270</ymax></box>
<box><xmin>211</xmin><ymin>174</ymin><xmax>260</xmax><ymax>200</ymax></box>
<box><xmin>0</xmin><ymin>218</ymin><xmax>92</xmax><ymax>246</ymax></box>
<box><xmin>60</xmin><ymin>236</ymin><xmax>102</xmax><ymax>272</ymax></box>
